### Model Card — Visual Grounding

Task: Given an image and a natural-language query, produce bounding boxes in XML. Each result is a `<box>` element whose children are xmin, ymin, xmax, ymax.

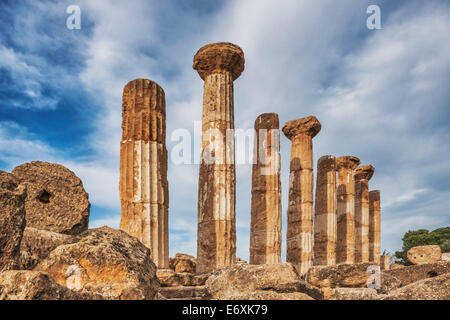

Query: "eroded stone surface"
<box><xmin>193</xmin><ymin>42</ymin><xmax>245</xmax><ymax>81</ymax></box>
<box><xmin>442</xmin><ymin>253</ymin><xmax>450</xmax><ymax>261</ymax></box>
<box><xmin>169</xmin><ymin>253</ymin><xmax>196</xmax><ymax>273</ymax></box>
<box><xmin>314</xmin><ymin>155</ymin><xmax>337</xmax><ymax>266</ymax></box>
<box><xmin>12</xmin><ymin>161</ymin><xmax>89</xmax><ymax>235</ymax></box>
<box><xmin>283</xmin><ymin>116</ymin><xmax>321</xmax><ymax>274</ymax></box>
<box><xmin>195</xmin><ymin>43</ymin><xmax>244</xmax><ymax>273</ymax></box>
<box><xmin>354</xmin><ymin>165</ymin><xmax>374</xmax><ymax>263</ymax></box>
<box><xmin>19</xmin><ymin>227</ymin><xmax>78</xmax><ymax>270</ymax></box>
<box><xmin>382</xmin><ymin>273</ymin><xmax>450</xmax><ymax>300</ymax></box>
<box><xmin>336</xmin><ymin>156</ymin><xmax>360</xmax><ymax>264</ymax></box>
<box><xmin>119</xmin><ymin>78</ymin><xmax>169</xmax><ymax>269</ymax></box>
<box><xmin>407</xmin><ymin>245</ymin><xmax>442</xmax><ymax>265</ymax></box>
<box><xmin>382</xmin><ymin>261</ymin><xmax>450</xmax><ymax>288</ymax></box>
<box><xmin>305</xmin><ymin>262</ymin><xmax>373</xmax><ymax>289</ymax></box>
<box><xmin>206</xmin><ymin>263</ymin><xmax>323</xmax><ymax>300</ymax></box>
<box><xmin>369</xmin><ymin>190</ymin><xmax>381</xmax><ymax>264</ymax></box>
<box><xmin>0</xmin><ymin>270</ymin><xmax>95</xmax><ymax>300</ymax></box>
<box><xmin>156</xmin><ymin>269</ymin><xmax>210</xmax><ymax>287</ymax></box>
<box><xmin>331</xmin><ymin>288</ymin><xmax>380</xmax><ymax>300</ymax></box>
<box><xmin>34</xmin><ymin>226</ymin><xmax>160</xmax><ymax>300</ymax></box>
<box><xmin>250</xmin><ymin>113</ymin><xmax>281</xmax><ymax>265</ymax></box>
<box><xmin>0</xmin><ymin>171</ymin><xmax>26</xmax><ymax>271</ymax></box>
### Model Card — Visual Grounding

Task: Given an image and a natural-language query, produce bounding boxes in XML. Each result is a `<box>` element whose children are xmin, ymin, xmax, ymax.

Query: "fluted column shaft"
<box><xmin>354</xmin><ymin>165</ymin><xmax>374</xmax><ymax>263</ymax></box>
<box><xmin>119</xmin><ymin>78</ymin><xmax>169</xmax><ymax>269</ymax></box>
<box><xmin>250</xmin><ymin>113</ymin><xmax>281</xmax><ymax>265</ymax></box>
<box><xmin>314</xmin><ymin>155</ymin><xmax>337</xmax><ymax>266</ymax></box>
<box><xmin>336</xmin><ymin>156</ymin><xmax>360</xmax><ymax>264</ymax></box>
<box><xmin>283</xmin><ymin>116</ymin><xmax>321</xmax><ymax>274</ymax></box>
<box><xmin>194</xmin><ymin>42</ymin><xmax>245</xmax><ymax>273</ymax></box>
<box><xmin>369</xmin><ymin>190</ymin><xmax>381</xmax><ymax>264</ymax></box>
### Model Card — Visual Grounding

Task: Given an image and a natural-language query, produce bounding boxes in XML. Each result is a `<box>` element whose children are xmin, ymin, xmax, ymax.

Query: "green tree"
<box><xmin>394</xmin><ymin>227</ymin><xmax>450</xmax><ymax>265</ymax></box>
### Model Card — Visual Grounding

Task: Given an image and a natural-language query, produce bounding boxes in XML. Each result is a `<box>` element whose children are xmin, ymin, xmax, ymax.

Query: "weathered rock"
<box><xmin>442</xmin><ymin>252</ymin><xmax>450</xmax><ymax>261</ymax></box>
<box><xmin>169</xmin><ymin>253</ymin><xmax>196</xmax><ymax>273</ymax></box>
<box><xmin>18</xmin><ymin>227</ymin><xmax>78</xmax><ymax>270</ymax></box>
<box><xmin>224</xmin><ymin>290</ymin><xmax>314</xmax><ymax>300</ymax></box>
<box><xmin>314</xmin><ymin>155</ymin><xmax>337</xmax><ymax>266</ymax></box>
<box><xmin>194</xmin><ymin>42</ymin><xmax>245</xmax><ymax>273</ymax></box>
<box><xmin>156</xmin><ymin>269</ymin><xmax>209</xmax><ymax>287</ymax></box>
<box><xmin>331</xmin><ymin>288</ymin><xmax>380</xmax><ymax>300</ymax></box>
<box><xmin>305</xmin><ymin>262</ymin><xmax>373</xmax><ymax>289</ymax></box>
<box><xmin>11</xmin><ymin>161</ymin><xmax>90</xmax><ymax>235</ymax></box>
<box><xmin>382</xmin><ymin>261</ymin><xmax>450</xmax><ymax>288</ymax></box>
<box><xmin>119</xmin><ymin>78</ymin><xmax>169</xmax><ymax>269</ymax></box>
<box><xmin>407</xmin><ymin>245</ymin><xmax>442</xmax><ymax>265</ymax></box>
<box><xmin>250</xmin><ymin>113</ymin><xmax>281</xmax><ymax>265</ymax></box>
<box><xmin>206</xmin><ymin>263</ymin><xmax>323</xmax><ymax>300</ymax></box>
<box><xmin>157</xmin><ymin>286</ymin><xmax>211</xmax><ymax>300</ymax></box>
<box><xmin>283</xmin><ymin>116</ymin><xmax>321</xmax><ymax>274</ymax></box>
<box><xmin>0</xmin><ymin>171</ymin><xmax>26</xmax><ymax>271</ymax></box>
<box><xmin>379</xmin><ymin>272</ymin><xmax>402</xmax><ymax>293</ymax></box>
<box><xmin>0</xmin><ymin>270</ymin><xmax>94</xmax><ymax>300</ymax></box>
<box><xmin>34</xmin><ymin>226</ymin><xmax>159</xmax><ymax>300</ymax></box>
<box><xmin>390</xmin><ymin>263</ymin><xmax>405</xmax><ymax>270</ymax></box>
<box><xmin>336</xmin><ymin>156</ymin><xmax>360</xmax><ymax>264</ymax></box>
<box><xmin>382</xmin><ymin>273</ymin><xmax>450</xmax><ymax>300</ymax></box>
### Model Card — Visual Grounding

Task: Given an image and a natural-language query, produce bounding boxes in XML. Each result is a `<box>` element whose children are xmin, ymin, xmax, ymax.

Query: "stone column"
<box><xmin>314</xmin><ymin>155</ymin><xmax>337</xmax><ymax>266</ymax></box>
<box><xmin>354</xmin><ymin>165</ymin><xmax>374</xmax><ymax>263</ymax></box>
<box><xmin>380</xmin><ymin>254</ymin><xmax>390</xmax><ymax>270</ymax></box>
<box><xmin>119</xmin><ymin>78</ymin><xmax>169</xmax><ymax>269</ymax></box>
<box><xmin>193</xmin><ymin>42</ymin><xmax>245</xmax><ymax>273</ymax></box>
<box><xmin>336</xmin><ymin>156</ymin><xmax>360</xmax><ymax>264</ymax></box>
<box><xmin>250</xmin><ymin>113</ymin><xmax>281</xmax><ymax>265</ymax></box>
<box><xmin>282</xmin><ymin>116</ymin><xmax>321</xmax><ymax>274</ymax></box>
<box><xmin>369</xmin><ymin>190</ymin><xmax>381</xmax><ymax>264</ymax></box>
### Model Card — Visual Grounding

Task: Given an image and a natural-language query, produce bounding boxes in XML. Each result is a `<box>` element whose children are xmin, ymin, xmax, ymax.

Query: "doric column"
<box><xmin>354</xmin><ymin>165</ymin><xmax>375</xmax><ymax>263</ymax></box>
<box><xmin>119</xmin><ymin>78</ymin><xmax>169</xmax><ymax>269</ymax></box>
<box><xmin>314</xmin><ymin>155</ymin><xmax>337</xmax><ymax>266</ymax></box>
<box><xmin>369</xmin><ymin>190</ymin><xmax>381</xmax><ymax>264</ymax></box>
<box><xmin>336</xmin><ymin>156</ymin><xmax>360</xmax><ymax>264</ymax></box>
<box><xmin>250</xmin><ymin>113</ymin><xmax>281</xmax><ymax>265</ymax></box>
<box><xmin>282</xmin><ymin>116</ymin><xmax>321</xmax><ymax>274</ymax></box>
<box><xmin>193</xmin><ymin>42</ymin><xmax>245</xmax><ymax>273</ymax></box>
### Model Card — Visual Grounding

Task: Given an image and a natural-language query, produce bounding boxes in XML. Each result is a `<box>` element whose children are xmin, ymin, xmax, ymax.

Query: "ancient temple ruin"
<box><xmin>119</xmin><ymin>78</ymin><xmax>169</xmax><ymax>269</ymax></box>
<box><xmin>117</xmin><ymin>42</ymin><xmax>383</xmax><ymax>275</ymax></box>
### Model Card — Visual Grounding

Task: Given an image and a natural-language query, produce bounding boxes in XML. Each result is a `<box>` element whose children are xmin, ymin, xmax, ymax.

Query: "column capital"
<box><xmin>336</xmin><ymin>156</ymin><xmax>360</xmax><ymax>170</ymax></box>
<box><xmin>255</xmin><ymin>113</ymin><xmax>279</xmax><ymax>130</ymax></box>
<box><xmin>193</xmin><ymin>42</ymin><xmax>245</xmax><ymax>81</ymax></box>
<box><xmin>317</xmin><ymin>155</ymin><xmax>336</xmax><ymax>168</ymax></box>
<box><xmin>282</xmin><ymin>116</ymin><xmax>321</xmax><ymax>140</ymax></box>
<box><xmin>355</xmin><ymin>164</ymin><xmax>375</xmax><ymax>181</ymax></box>
<box><xmin>369</xmin><ymin>190</ymin><xmax>381</xmax><ymax>200</ymax></box>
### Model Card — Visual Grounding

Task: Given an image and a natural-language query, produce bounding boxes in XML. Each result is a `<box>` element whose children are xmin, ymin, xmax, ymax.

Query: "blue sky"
<box><xmin>1</xmin><ymin>0</ymin><xmax>449</xmax><ymax>260</ymax></box>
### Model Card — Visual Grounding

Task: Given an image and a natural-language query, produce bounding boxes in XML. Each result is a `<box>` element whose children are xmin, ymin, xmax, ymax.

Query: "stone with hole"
<box><xmin>11</xmin><ymin>161</ymin><xmax>90</xmax><ymax>235</ymax></box>
<box><xmin>407</xmin><ymin>245</ymin><xmax>442</xmax><ymax>265</ymax></box>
